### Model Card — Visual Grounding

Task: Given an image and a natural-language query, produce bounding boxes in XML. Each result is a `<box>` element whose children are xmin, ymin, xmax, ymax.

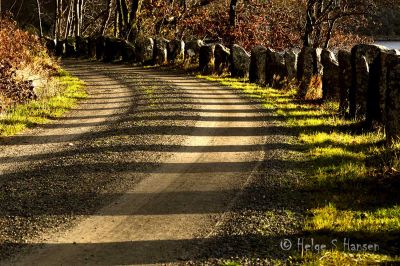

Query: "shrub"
<box><xmin>0</xmin><ymin>61</ymin><xmax>36</xmax><ymax>112</ymax></box>
<box><xmin>0</xmin><ymin>15</ymin><xmax>44</xmax><ymax>68</ymax></box>
<box><xmin>0</xmin><ymin>15</ymin><xmax>55</xmax><ymax>112</ymax></box>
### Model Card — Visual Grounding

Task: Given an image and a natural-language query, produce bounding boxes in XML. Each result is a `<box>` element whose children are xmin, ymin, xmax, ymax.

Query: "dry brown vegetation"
<box><xmin>0</xmin><ymin>16</ymin><xmax>59</xmax><ymax>112</ymax></box>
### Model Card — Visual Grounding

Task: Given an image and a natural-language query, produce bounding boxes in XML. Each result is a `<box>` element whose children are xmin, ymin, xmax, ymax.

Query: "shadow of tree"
<box><xmin>0</xmin><ymin>61</ymin><xmax>398</xmax><ymax>263</ymax></box>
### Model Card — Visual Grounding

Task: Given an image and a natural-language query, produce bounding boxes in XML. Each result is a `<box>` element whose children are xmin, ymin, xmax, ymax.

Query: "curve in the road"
<box><xmin>3</xmin><ymin>60</ymin><xmax>268</xmax><ymax>265</ymax></box>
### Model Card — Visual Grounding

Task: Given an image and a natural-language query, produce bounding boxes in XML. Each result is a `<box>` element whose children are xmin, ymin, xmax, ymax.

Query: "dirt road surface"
<box><xmin>1</xmin><ymin>60</ymin><xmax>268</xmax><ymax>265</ymax></box>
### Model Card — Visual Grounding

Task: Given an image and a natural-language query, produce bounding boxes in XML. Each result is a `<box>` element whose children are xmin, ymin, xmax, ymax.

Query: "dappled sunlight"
<box><xmin>305</xmin><ymin>203</ymin><xmax>400</xmax><ymax>250</ymax></box>
<box><xmin>0</xmin><ymin>61</ymin><xmax>276</xmax><ymax>264</ymax></box>
<box><xmin>0</xmin><ymin>73</ymin><xmax>86</xmax><ymax>136</ymax></box>
<box><xmin>200</xmin><ymin>75</ymin><xmax>400</xmax><ymax>263</ymax></box>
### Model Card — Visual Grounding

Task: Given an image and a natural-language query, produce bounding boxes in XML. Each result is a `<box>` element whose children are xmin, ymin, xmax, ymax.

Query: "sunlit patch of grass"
<box><xmin>315</xmin><ymin>162</ymin><xmax>368</xmax><ymax>185</ymax></box>
<box><xmin>0</xmin><ymin>71</ymin><xmax>86</xmax><ymax>136</ymax></box>
<box><xmin>305</xmin><ymin>204</ymin><xmax>400</xmax><ymax>235</ymax></box>
<box><xmin>143</xmin><ymin>65</ymin><xmax>157</xmax><ymax>69</ymax></box>
<box><xmin>299</xmin><ymin>250</ymin><xmax>399</xmax><ymax>265</ymax></box>
<box><xmin>300</xmin><ymin>132</ymin><xmax>384</xmax><ymax>147</ymax></box>
<box><xmin>197</xmin><ymin>75</ymin><xmax>285</xmax><ymax>111</ymax></box>
<box><xmin>220</xmin><ymin>261</ymin><xmax>241</xmax><ymax>266</ymax></box>
<box><xmin>288</xmin><ymin>116</ymin><xmax>349</xmax><ymax>128</ymax></box>
<box><xmin>196</xmin><ymin>75</ymin><xmax>400</xmax><ymax>263</ymax></box>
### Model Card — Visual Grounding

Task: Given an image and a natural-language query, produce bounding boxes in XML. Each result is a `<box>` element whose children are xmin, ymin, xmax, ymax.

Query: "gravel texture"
<box><xmin>0</xmin><ymin>60</ymin><xmax>311</xmax><ymax>265</ymax></box>
<box><xmin>182</xmin><ymin>81</ymin><xmax>312</xmax><ymax>265</ymax></box>
<box><xmin>0</xmin><ymin>60</ymin><xmax>200</xmax><ymax>260</ymax></box>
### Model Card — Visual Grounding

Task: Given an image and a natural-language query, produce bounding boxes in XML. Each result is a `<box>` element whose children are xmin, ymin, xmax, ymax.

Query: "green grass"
<box><xmin>220</xmin><ymin>261</ymin><xmax>241</xmax><ymax>266</ymax></box>
<box><xmin>197</xmin><ymin>75</ymin><xmax>400</xmax><ymax>265</ymax></box>
<box><xmin>0</xmin><ymin>71</ymin><xmax>86</xmax><ymax>136</ymax></box>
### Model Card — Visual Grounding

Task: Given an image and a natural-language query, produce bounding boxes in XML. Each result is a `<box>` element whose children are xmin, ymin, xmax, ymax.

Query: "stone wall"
<box><xmin>321</xmin><ymin>49</ymin><xmax>340</xmax><ymax>100</ymax></box>
<box><xmin>249</xmin><ymin>46</ymin><xmax>268</xmax><ymax>85</ymax></box>
<box><xmin>49</xmin><ymin>37</ymin><xmax>400</xmax><ymax>144</ymax></box>
<box><xmin>297</xmin><ymin>47</ymin><xmax>323</xmax><ymax>100</ymax></box>
<box><xmin>338</xmin><ymin>50</ymin><xmax>352</xmax><ymax>115</ymax></box>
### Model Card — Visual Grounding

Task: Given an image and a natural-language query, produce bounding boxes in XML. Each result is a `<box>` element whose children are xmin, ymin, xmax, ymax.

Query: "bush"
<box><xmin>0</xmin><ymin>16</ymin><xmax>44</xmax><ymax>67</ymax></box>
<box><xmin>0</xmin><ymin>15</ymin><xmax>56</xmax><ymax>112</ymax></box>
<box><xmin>0</xmin><ymin>61</ymin><xmax>36</xmax><ymax>112</ymax></box>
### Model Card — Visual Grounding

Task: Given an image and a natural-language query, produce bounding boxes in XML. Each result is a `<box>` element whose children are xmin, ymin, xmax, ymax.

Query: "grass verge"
<box><xmin>197</xmin><ymin>75</ymin><xmax>400</xmax><ymax>265</ymax></box>
<box><xmin>0</xmin><ymin>70</ymin><xmax>86</xmax><ymax>136</ymax></box>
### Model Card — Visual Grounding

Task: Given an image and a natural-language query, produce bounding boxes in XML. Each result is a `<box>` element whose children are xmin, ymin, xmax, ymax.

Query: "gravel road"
<box><xmin>0</xmin><ymin>60</ymin><xmax>276</xmax><ymax>265</ymax></box>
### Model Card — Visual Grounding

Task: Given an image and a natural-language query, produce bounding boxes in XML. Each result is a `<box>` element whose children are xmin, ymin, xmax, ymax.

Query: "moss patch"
<box><xmin>0</xmin><ymin>71</ymin><xmax>86</xmax><ymax>136</ymax></box>
<box><xmin>197</xmin><ymin>75</ymin><xmax>400</xmax><ymax>264</ymax></box>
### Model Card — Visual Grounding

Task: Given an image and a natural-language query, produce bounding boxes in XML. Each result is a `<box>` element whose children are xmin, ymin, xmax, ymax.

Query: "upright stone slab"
<box><xmin>184</xmin><ymin>40</ymin><xmax>204</xmax><ymax>66</ymax></box>
<box><xmin>321</xmin><ymin>49</ymin><xmax>340</xmax><ymax>100</ymax></box>
<box><xmin>265</xmin><ymin>49</ymin><xmax>287</xmax><ymax>88</ymax></box>
<box><xmin>338</xmin><ymin>50</ymin><xmax>352</xmax><ymax>115</ymax></box>
<box><xmin>350</xmin><ymin>50</ymin><xmax>368</xmax><ymax>119</ymax></box>
<box><xmin>379</xmin><ymin>49</ymin><xmax>400</xmax><ymax>125</ymax></box>
<box><xmin>167</xmin><ymin>39</ymin><xmax>185</xmax><ymax>64</ymax></box>
<box><xmin>103</xmin><ymin>37</ymin><xmax>113</xmax><ymax>62</ymax></box>
<box><xmin>103</xmin><ymin>37</ymin><xmax>124</xmax><ymax>62</ymax></box>
<box><xmin>76</xmin><ymin>36</ymin><xmax>89</xmax><ymax>58</ymax></box>
<box><xmin>385</xmin><ymin>54</ymin><xmax>400</xmax><ymax>145</ymax></box>
<box><xmin>351</xmin><ymin>44</ymin><xmax>390</xmax><ymax>123</ymax></box>
<box><xmin>199</xmin><ymin>44</ymin><xmax>215</xmax><ymax>74</ymax></box>
<box><xmin>297</xmin><ymin>47</ymin><xmax>323</xmax><ymax>100</ymax></box>
<box><xmin>249</xmin><ymin>46</ymin><xmax>268</xmax><ymax>85</ymax></box>
<box><xmin>230</xmin><ymin>44</ymin><xmax>250</xmax><ymax>78</ymax></box>
<box><xmin>153</xmin><ymin>37</ymin><xmax>169</xmax><ymax>65</ymax></box>
<box><xmin>136</xmin><ymin>37</ymin><xmax>154</xmax><ymax>65</ymax></box>
<box><xmin>65</xmin><ymin>38</ymin><xmax>77</xmax><ymax>57</ymax></box>
<box><xmin>284</xmin><ymin>49</ymin><xmax>298</xmax><ymax>82</ymax></box>
<box><xmin>43</xmin><ymin>37</ymin><xmax>56</xmax><ymax>55</ymax></box>
<box><xmin>88</xmin><ymin>37</ymin><xmax>97</xmax><ymax>58</ymax></box>
<box><xmin>214</xmin><ymin>44</ymin><xmax>230</xmax><ymax>74</ymax></box>
<box><xmin>96</xmin><ymin>36</ymin><xmax>106</xmax><ymax>60</ymax></box>
<box><xmin>122</xmin><ymin>41</ymin><xmax>136</xmax><ymax>62</ymax></box>
<box><xmin>55</xmin><ymin>40</ymin><xmax>65</xmax><ymax>57</ymax></box>
<box><xmin>350</xmin><ymin>44</ymin><xmax>377</xmax><ymax>120</ymax></box>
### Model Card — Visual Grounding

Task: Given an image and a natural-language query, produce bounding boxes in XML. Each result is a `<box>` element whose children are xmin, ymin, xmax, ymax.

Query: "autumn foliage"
<box><xmin>0</xmin><ymin>16</ymin><xmax>44</xmax><ymax>67</ymax></box>
<box><xmin>0</xmin><ymin>16</ymin><xmax>51</xmax><ymax>112</ymax></box>
<box><xmin>137</xmin><ymin>0</ymin><xmax>304</xmax><ymax>50</ymax></box>
<box><xmin>135</xmin><ymin>0</ymin><xmax>372</xmax><ymax>51</ymax></box>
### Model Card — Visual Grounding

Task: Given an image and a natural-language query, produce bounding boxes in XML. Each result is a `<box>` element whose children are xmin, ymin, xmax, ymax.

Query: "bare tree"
<box><xmin>229</xmin><ymin>0</ymin><xmax>237</xmax><ymax>27</ymax></box>
<box><xmin>54</xmin><ymin>0</ymin><xmax>63</xmax><ymax>38</ymax></box>
<box><xmin>73</xmin><ymin>0</ymin><xmax>84</xmax><ymax>36</ymax></box>
<box><xmin>100</xmin><ymin>0</ymin><xmax>113</xmax><ymax>35</ymax></box>
<box><xmin>64</xmin><ymin>0</ymin><xmax>73</xmax><ymax>38</ymax></box>
<box><xmin>303</xmin><ymin>0</ymin><xmax>376</xmax><ymax>48</ymax></box>
<box><xmin>115</xmin><ymin>0</ymin><xmax>142</xmax><ymax>40</ymax></box>
<box><xmin>36</xmin><ymin>0</ymin><xmax>43</xmax><ymax>36</ymax></box>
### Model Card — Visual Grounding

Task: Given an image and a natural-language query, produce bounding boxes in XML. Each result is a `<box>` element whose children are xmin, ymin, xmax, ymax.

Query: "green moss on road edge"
<box><xmin>197</xmin><ymin>75</ymin><xmax>400</xmax><ymax>265</ymax></box>
<box><xmin>0</xmin><ymin>70</ymin><xmax>87</xmax><ymax>136</ymax></box>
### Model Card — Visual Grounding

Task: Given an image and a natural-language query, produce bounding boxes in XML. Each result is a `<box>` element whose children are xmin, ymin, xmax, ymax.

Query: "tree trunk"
<box><xmin>313</xmin><ymin>1</ymin><xmax>323</xmax><ymax>48</ymax></box>
<box><xmin>64</xmin><ymin>1</ymin><xmax>73</xmax><ymax>39</ymax></box>
<box><xmin>115</xmin><ymin>0</ymin><xmax>128</xmax><ymax>37</ymax></box>
<box><xmin>229</xmin><ymin>0</ymin><xmax>237</xmax><ymax>27</ymax></box>
<box><xmin>100</xmin><ymin>0</ymin><xmax>113</xmax><ymax>36</ymax></box>
<box><xmin>127</xmin><ymin>0</ymin><xmax>142</xmax><ymax>40</ymax></box>
<box><xmin>303</xmin><ymin>1</ymin><xmax>314</xmax><ymax>47</ymax></box>
<box><xmin>36</xmin><ymin>0</ymin><xmax>43</xmax><ymax>37</ymax></box>
<box><xmin>324</xmin><ymin>18</ymin><xmax>337</xmax><ymax>49</ymax></box>
<box><xmin>73</xmin><ymin>0</ymin><xmax>82</xmax><ymax>37</ymax></box>
<box><xmin>80</xmin><ymin>0</ymin><xmax>84</xmax><ymax>32</ymax></box>
<box><xmin>129</xmin><ymin>0</ymin><xmax>142</xmax><ymax>27</ymax></box>
<box><xmin>57</xmin><ymin>0</ymin><xmax>63</xmax><ymax>39</ymax></box>
<box><xmin>115</xmin><ymin>0</ymin><xmax>121</xmax><ymax>37</ymax></box>
<box><xmin>54</xmin><ymin>0</ymin><xmax>59</xmax><ymax>38</ymax></box>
